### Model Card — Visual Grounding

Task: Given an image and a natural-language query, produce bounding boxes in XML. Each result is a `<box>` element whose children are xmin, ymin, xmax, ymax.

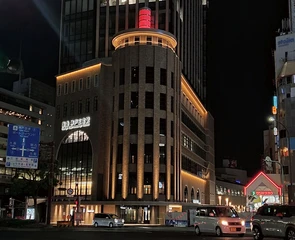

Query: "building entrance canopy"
<box><xmin>244</xmin><ymin>172</ymin><xmax>281</xmax><ymax>211</ymax></box>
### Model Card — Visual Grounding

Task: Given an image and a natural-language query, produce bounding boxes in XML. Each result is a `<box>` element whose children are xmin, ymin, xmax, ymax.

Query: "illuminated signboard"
<box><xmin>61</xmin><ymin>116</ymin><xmax>90</xmax><ymax>131</ymax></box>
<box><xmin>255</xmin><ymin>191</ymin><xmax>273</xmax><ymax>195</ymax></box>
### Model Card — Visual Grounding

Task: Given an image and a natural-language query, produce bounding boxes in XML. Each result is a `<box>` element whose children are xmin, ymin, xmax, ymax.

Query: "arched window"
<box><xmin>191</xmin><ymin>188</ymin><xmax>195</xmax><ymax>202</ymax></box>
<box><xmin>184</xmin><ymin>186</ymin><xmax>188</xmax><ymax>202</ymax></box>
<box><xmin>56</xmin><ymin>130</ymin><xmax>92</xmax><ymax>200</ymax></box>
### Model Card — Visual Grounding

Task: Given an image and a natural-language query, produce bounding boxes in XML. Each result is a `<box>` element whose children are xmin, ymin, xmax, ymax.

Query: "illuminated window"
<box><xmin>38</xmin><ymin>119</ymin><xmax>42</xmax><ymax>125</ymax></box>
<box><xmin>64</xmin><ymin>130</ymin><xmax>89</xmax><ymax>143</ymax></box>
<box><xmin>29</xmin><ymin>105</ymin><xmax>33</xmax><ymax>111</ymax></box>
<box><xmin>39</xmin><ymin>109</ymin><xmax>43</xmax><ymax>115</ymax></box>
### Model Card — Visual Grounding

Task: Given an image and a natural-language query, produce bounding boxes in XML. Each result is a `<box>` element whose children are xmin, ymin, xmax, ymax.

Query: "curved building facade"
<box><xmin>52</xmin><ymin>8</ymin><xmax>214</xmax><ymax>225</ymax></box>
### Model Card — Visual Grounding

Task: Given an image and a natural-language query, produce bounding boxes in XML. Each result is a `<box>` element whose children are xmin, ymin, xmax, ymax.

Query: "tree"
<box><xmin>9</xmin><ymin>143</ymin><xmax>59</xmax><ymax>222</ymax></box>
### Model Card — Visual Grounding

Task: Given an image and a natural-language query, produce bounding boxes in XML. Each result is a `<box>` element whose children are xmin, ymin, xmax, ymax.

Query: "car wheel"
<box><xmin>253</xmin><ymin>226</ymin><xmax>263</xmax><ymax>240</ymax></box>
<box><xmin>238</xmin><ymin>234</ymin><xmax>244</xmax><ymax>237</ymax></box>
<box><xmin>216</xmin><ymin>227</ymin><xmax>222</xmax><ymax>237</ymax></box>
<box><xmin>286</xmin><ymin>227</ymin><xmax>295</xmax><ymax>240</ymax></box>
<box><xmin>109</xmin><ymin>222</ymin><xmax>113</xmax><ymax>228</ymax></box>
<box><xmin>94</xmin><ymin>222</ymin><xmax>98</xmax><ymax>227</ymax></box>
<box><xmin>195</xmin><ymin>226</ymin><xmax>201</xmax><ymax>236</ymax></box>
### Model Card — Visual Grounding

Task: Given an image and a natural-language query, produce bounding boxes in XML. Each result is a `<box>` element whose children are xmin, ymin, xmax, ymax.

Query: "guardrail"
<box><xmin>56</xmin><ymin>221</ymin><xmax>73</xmax><ymax>228</ymax></box>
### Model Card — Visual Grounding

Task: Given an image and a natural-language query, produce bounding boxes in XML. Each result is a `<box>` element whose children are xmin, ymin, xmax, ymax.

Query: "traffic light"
<box><xmin>75</xmin><ymin>197</ymin><xmax>80</xmax><ymax>209</ymax></box>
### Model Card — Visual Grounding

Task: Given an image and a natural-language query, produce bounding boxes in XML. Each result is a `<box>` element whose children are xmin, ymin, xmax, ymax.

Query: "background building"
<box><xmin>215</xmin><ymin>177</ymin><xmax>245</xmax><ymax>212</ymax></box>
<box><xmin>215</xmin><ymin>159</ymin><xmax>248</xmax><ymax>185</ymax></box>
<box><xmin>52</xmin><ymin>5</ymin><xmax>214</xmax><ymax>225</ymax></box>
<box><xmin>13</xmin><ymin>78</ymin><xmax>55</xmax><ymax>106</ymax></box>
<box><xmin>0</xmin><ymin>83</ymin><xmax>55</xmax><ymax>214</ymax></box>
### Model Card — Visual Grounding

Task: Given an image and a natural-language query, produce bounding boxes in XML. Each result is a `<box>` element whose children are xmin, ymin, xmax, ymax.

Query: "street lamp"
<box><xmin>268</xmin><ymin>116</ymin><xmax>293</xmax><ymax>203</ymax></box>
<box><xmin>264</xmin><ymin>156</ymin><xmax>284</xmax><ymax>204</ymax></box>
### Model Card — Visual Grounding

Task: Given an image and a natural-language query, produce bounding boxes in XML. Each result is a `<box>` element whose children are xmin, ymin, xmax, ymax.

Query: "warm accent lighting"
<box><xmin>56</xmin><ymin>64</ymin><xmax>102</xmax><ymax>80</ymax></box>
<box><xmin>181</xmin><ymin>76</ymin><xmax>207</xmax><ymax>116</ymax></box>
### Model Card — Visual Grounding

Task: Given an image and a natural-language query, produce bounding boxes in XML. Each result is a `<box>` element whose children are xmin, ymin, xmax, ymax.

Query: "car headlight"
<box><xmin>114</xmin><ymin>219</ymin><xmax>118</xmax><ymax>223</ymax></box>
<box><xmin>122</xmin><ymin>219</ymin><xmax>125</xmax><ymax>223</ymax></box>
<box><xmin>241</xmin><ymin>221</ymin><xmax>245</xmax><ymax>226</ymax></box>
<box><xmin>221</xmin><ymin>220</ymin><xmax>228</xmax><ymax>226</ymax></box>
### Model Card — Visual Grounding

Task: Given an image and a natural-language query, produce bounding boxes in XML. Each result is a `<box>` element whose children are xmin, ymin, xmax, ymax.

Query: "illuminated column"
<box><xmin>138</xmin><ymin>7</ymin><xmax>151</xmax><ymax>28</ymax></box>
<box><xmin>153</xmin><ymin>138</ymin><xmax>160</xmax><ymax>200</ymax></box>
<box><xmin>137</xmin><ymin>111</ymin><xmax>145</xmax><ymax>199</ymax></box>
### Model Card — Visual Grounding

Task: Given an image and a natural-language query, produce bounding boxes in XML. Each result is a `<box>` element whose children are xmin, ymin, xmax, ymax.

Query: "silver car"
<box><xmin>252</xmin><ymin>204</ymin><xmax>295</xmax><ymax>240</ymax></box>
<box><xmin>93</xmin><ymin>213</ymin><xmax>124</xmax><ymax>228</ymax></box>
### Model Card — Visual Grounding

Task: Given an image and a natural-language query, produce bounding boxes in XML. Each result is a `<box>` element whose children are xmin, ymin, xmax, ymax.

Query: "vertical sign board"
<box><xmin>5</xmin><ymin>124</ymin><xmax>40</xmax><ymax>169</ymax></box>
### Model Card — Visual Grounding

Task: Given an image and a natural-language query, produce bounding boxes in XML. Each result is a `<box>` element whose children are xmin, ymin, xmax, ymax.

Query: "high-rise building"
<box><xmin>272</xmin><ymin>0</ymin><xmax>295</xmax><ymax>203</ymax></box>
<box><xmin>59</xmin><ymin>0</ymin><xmax>208</xmax><ymax>103</ymax></box>
<box><xmin>52</xmin><ymin>1</ymin><xmax>214</xmax><ymax>225</ymax></box>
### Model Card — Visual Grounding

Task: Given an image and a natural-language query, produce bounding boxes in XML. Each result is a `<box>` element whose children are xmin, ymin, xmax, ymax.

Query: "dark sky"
<box><xmin>0</xmin><ymin>0</ymin><xmax>289</xmax><ymax>176</ymax></box>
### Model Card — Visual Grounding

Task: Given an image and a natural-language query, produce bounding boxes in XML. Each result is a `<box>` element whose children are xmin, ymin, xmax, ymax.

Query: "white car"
<box><xmin>93</xmin><ymin>213</ymin><xmax>124</xmax><ymax>228</ymax></box>
<box><xmin>194</xmin><ymin>205</ymin><xmax>246</xmax><ymax>237</ymax></box>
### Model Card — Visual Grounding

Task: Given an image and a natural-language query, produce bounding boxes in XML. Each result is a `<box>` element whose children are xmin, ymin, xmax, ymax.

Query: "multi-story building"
<box><xmin>0</xmin><ymin>86</ymin><xmax>55</xmax><ymax>212</ymax></box>
<box><xmin>12</xmin><ymin>78</ymin><xmax>55</xmax><ymax>106</ymax></box>
<box><xmin>272</xmin><ymin>1</ymin><xmax>295</xmax><ymax>203</ymax></box>
<box><xmin>59</xmin><ymin>0</ymin><xmax>208</xmax><ymax>103</ymax></box>
<box><xmin>51</xmin><ymin>5</ymin><xmax>215</xmax><ymax>225</ymax></box>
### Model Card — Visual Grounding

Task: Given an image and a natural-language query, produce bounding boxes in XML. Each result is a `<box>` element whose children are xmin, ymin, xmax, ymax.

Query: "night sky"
<box><xmin>0</xmin><ymin>0</ymin><xmax>289</xmax><ymax>177</ymax></box>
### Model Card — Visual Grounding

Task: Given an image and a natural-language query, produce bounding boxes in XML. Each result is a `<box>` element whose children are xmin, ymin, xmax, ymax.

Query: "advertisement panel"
<box><xmin>5</xmin><ymin>124</ymin><xmax>40</xmax><ymax>169</ymax></box>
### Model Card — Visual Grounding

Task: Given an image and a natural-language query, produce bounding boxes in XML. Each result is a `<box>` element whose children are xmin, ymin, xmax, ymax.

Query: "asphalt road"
<box><xmin>0</xmin><ymin>227</ymin><xmax>278</xmax><ymax>240</ymax></box>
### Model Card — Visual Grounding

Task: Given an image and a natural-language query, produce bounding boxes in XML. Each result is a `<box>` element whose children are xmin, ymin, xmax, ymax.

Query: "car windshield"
<box><xmin>215</xmin><ymin>207</ymin><xmax>239</xmax><ymax>218</ymax></box>
<box><xmin>110</xmin><ymin>214</ymin><xmax>119</xmax><ymax>219</ymax></box>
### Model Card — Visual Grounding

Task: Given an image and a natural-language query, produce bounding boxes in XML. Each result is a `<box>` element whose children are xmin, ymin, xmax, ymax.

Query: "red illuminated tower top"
<box><xmin>138</xmin><ymin>7</ymin><xmax>152</xmax><ymax>29</ymax></box>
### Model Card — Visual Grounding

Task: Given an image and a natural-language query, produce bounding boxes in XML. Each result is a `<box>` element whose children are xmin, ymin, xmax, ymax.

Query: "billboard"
<box><xmin>275</xmin><ymin>33</ymin><xmax>295</xmax><ymax>51</ymax></box>
<box><xmin>274</xmin><ymin>33</ymin><xmax>295</xmax><ymax>78</ymax></box>
<box><xmin>6</xmin><ymin>124</ymin><xmax>40</xmax><ymax>169</ymax></box>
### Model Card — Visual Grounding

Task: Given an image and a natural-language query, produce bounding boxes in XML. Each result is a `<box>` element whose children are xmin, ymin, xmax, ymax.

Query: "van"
<box><xmin>93</xmin><ymin>213</ymin><xmax>124</xmax><ymax>228</ymax></box>
<box><xmin>194</xmin><ymin>205</ymin><xmax>246</xmax><ymax>237</ymax></box>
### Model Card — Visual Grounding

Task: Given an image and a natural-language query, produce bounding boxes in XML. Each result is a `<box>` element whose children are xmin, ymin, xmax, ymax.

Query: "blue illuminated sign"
<box><xmin>278</xmin><ymin>37</ymin><xmax>295</xmax><ymax>47</ymax></box>
<box><xmin>273</xmin><ymin>96</ymin><xmax>278</xmax><ymax>108</ymax></box>
<box><xmin>6</xmin><ymin>124</ymin><xmax>40</xmax><ymax>169</ymax></box>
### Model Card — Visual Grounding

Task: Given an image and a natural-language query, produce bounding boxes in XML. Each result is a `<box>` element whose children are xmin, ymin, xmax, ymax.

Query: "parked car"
<box><xmin>93</xmin><ymin>213</ymin><xmax>124</xmax><ymax>228</ymax></box>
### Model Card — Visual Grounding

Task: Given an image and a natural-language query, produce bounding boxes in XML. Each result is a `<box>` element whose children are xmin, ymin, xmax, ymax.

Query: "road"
<box><xmin>0</xmin><ymin>227</ymin><xmax>278</xmax><ymax>240</ymax></box>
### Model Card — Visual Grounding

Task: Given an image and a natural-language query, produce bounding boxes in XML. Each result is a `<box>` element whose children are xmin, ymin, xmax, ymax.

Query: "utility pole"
<box><xmin>45</xmin><ymin>142</ymin><xmax>55</xmax><ymax>225</ymax></box>
<box><xmin>9</xmin><ymin>197</ymin><xmax>15</xmax><ymax>219</ymax></box>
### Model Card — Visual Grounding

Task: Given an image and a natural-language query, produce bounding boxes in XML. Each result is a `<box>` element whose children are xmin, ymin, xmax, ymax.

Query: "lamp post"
<box><xmin>264</xmin><ymin>156</ymin><xmax>284</xmax><ymax>204</ymax></box>
<box><xmin>268</xmin><ymin>116</ymin><xmax>293</xmax><ymax>203</ymax></box>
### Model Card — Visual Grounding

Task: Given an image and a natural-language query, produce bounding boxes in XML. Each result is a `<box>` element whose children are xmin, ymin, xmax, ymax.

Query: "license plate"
<box><xmin>230</xmin><ymin>227</ymin><xmax>236</xmax><ymax>232</ymax></box>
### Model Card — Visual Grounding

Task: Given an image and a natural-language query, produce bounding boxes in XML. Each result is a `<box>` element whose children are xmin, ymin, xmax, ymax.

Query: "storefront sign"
<box><xmin>255</xmin><ymin>191</ymin><xmax>273</xmax><ymax>195</ymax></box>
<box><xmin>61</xmin><ymin>116</ymin><xmax>91</xmax><ymax>131</ymax></box>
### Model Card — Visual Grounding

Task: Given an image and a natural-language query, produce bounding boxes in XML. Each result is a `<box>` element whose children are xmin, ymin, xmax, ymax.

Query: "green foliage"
<box><xmin>9</xmin><ymin>159</ymin><xmax>59</xmax><ymax>198</ymax></box>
